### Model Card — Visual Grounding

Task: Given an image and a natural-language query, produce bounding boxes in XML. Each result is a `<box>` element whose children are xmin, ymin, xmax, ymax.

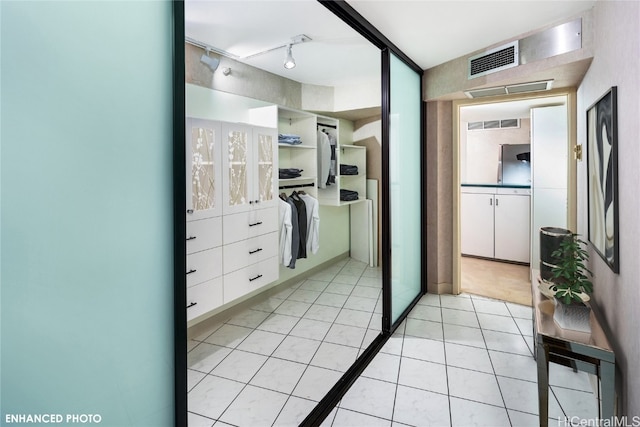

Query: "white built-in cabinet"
<box><xmin>221</xmin><ymin>123</ymin><xmax>278</xmax><ymax>214</ymax></box>
<box><xmin>461</xmin><ymin>187</ymin><xmax>531</xmax><ymax>263</ymax></box>
<box><xmin>186</xmin><ymin>117</ymin><xmax>279</xmax><ymax>323</ymax></box>
<box><xmin>530</xmin><ymin>105</ymin><xmax>568</xmax><ymax>268</ymax></box>
<box><xmin>185</xmin><ymin>117</ymin><xmax>224</xmax><ymax>321</ymax></box>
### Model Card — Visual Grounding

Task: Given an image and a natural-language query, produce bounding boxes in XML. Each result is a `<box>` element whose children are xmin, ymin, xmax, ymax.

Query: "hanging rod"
<box><xmin>279</xmin><ymin>182</ymin><xmax>316</xmax><ymax>190</ymax></box>
<box><xmin>317</xmin><ymin>123</ymin><xmax>337</xmax><ymax>129</ymax></box>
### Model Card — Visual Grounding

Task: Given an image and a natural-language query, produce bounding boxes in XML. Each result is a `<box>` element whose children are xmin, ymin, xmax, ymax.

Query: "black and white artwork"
<box><xmin>587</xmin><ymin>86</ymin><xmax>619</xmax><ymax>273</ymax></box>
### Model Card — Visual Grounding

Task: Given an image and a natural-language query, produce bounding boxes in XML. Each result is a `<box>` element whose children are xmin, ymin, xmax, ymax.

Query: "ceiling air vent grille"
<box><xmin>468</xmin><ymin>41</ymin><xmax>519</xmax><ymax>79</ymax></box>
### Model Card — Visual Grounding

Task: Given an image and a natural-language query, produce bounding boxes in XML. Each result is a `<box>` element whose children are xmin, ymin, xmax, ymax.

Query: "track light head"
<box><xmin>284</xmin><ymin>44</ymin><xmax>295</xmax><ymax>69</ymax></box>
<box><xmin>200</xmin><ymin>49</ymin><xmax>220</xmax><ymax>72</ymax></box>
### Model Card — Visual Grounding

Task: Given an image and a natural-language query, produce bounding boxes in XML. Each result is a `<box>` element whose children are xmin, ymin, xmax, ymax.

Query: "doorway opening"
<box><xmin>453</xmin><ymin>91</ymin><xmax>577</xmax><ymax>306</ymax></box>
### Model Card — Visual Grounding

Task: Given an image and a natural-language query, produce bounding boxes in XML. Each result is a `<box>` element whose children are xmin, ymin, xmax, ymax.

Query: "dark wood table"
<box><xmin>531</xmin><ymin>271</ymin><xmax>615</xmax><ymax>425</ymax></box>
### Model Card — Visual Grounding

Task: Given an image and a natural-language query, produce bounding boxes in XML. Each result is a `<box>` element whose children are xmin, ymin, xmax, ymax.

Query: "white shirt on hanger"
<box><xmin>299</xmin><ymin>193</ymin><xmax>320</xmax><ymax>254</ymax></box>
<box><xmin>278</xmin><ymin>198</ymin><xmax>293</xmax><ymax>266</ymax></box>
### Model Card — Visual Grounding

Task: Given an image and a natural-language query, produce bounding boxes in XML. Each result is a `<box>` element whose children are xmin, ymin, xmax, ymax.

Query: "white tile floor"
<box><xmin>188</xmin><ymin>258</ymin><xmax>382</xmax><ymax>427</ymax></box>
<box><xmin>187</xmin><ymin>258</ymin><xmax>599</xmax><ymax>426</ymax></box>
<box><xmin>324</xmin><ymin>293</ymin><xmax>600</xmax><ymax>427</ymax></box>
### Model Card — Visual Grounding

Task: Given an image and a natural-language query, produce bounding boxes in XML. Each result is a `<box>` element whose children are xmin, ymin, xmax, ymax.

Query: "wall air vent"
<box><xmin>464</xmin><ymin>80</ymin><xmax>554</xmax><ymax>99</ymax></box>
<box><xmin>468</xmin><ymin>119</ymin><xmax>520</xmax><ymax>131</ymax></box>
<box><xmin>468</xmin><ymin>41</ymin><xmax>519</xmax><ymax>79</ymax></box>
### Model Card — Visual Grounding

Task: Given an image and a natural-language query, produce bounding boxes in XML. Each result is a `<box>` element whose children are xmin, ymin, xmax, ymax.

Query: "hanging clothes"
<box><xmin>290</xmin><ymin>192</ymin><xmax>308</xmax><ymax>259</ymax></box>
<box><xmin>286</xmin><ymin>196</ymin><xmax>300</xmax><ymax>269</ymax></box>
<box><xmin>317</xmin><ymin>129</ymin><xmax>331</xmax><ymax>189</ymax></box>
<box><xmin>326</xmin><ymin>131</ymin><xmax>337</xmax><ymax>185</ymax></box>
<box><xmin>278</xmin><ymin>197</ymin><xmax>293</xmax><ymax>267</ymax></box>
<box><xmin>299</xmin><ymin>193</ymin><xmax>320</xmax><ymax>254</ymax></box>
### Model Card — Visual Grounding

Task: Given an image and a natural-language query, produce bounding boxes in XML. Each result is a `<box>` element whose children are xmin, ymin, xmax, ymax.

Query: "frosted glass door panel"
<box><xmin>255</xmin><ymin>127</ymin><xmax>276</xmax><ymax>207</ymax></box>
<box><xmin>1</xmin><ymin>2</ymin><xmax>174</xmax><ymax>425</ymax></box>
<box><xmin>389</xmin><ymin>54</ymin><xmax>422</xmax><ymax>325</ymax></box>
<box><xmin>187</xmin><ymin>117</ymin><xmax>222</xmax><ymax>220</ymax></box>
<box><xmin>223</xmin><ymin>123</ymin><xmax>251</xmax><ymax>214</ymax></box>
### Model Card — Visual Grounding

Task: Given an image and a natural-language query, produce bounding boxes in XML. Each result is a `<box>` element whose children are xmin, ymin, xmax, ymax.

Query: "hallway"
<box><xmin>326</xmin><ymin>293</ymin><xmax>598</xmax><ymax>426</ymax></box>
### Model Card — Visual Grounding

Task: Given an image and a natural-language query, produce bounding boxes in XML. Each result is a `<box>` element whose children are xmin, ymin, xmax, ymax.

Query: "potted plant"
<box><xmin>549</xmin><ymin>233</ymin><xmax>593</xmax><ymax>332</ymax></box>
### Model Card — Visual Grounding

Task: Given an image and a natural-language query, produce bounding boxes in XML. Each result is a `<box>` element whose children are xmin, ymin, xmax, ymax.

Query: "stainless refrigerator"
<box><xmin>498</xmin><ymin>143</ymin><xmax>531</xmax><ymax>185</ymax></box>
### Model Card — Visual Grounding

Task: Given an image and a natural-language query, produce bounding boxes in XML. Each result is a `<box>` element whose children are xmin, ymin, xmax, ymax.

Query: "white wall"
<box><xmin>461</xmin><ymin>119</ymin><xmax>531</xmax><ymax>184</ymax></box>
<box><xmin>576</xmin><ymin>0</ymin><xmax>640</xmax><ymax>415</ymax></box>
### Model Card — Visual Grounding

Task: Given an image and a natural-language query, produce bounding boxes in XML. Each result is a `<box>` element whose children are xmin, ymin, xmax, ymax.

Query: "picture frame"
<box><xmin>586</xmin><ymin>86</ymin><xmax>619</xmax><ymax>273</ymax></box>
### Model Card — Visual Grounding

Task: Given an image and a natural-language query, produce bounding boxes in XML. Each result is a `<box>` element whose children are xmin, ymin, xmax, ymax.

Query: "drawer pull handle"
<box><xmin>186</xmin><ymin>236</ymin><xmax>197</xmax><ymax>241</ymax></box>
<box><xmin>187</xmin><ymin>209</ymin><xmax>194</xmax><ymax>214</ymax></box>
<box><xmin>187</xmin><ymin>302</ymin><xmax>197</xmax><ymax>309</ymax></box>
<box><xmin>249</xmin><ymin>221</ymin><xmax>263</xmax><ymax>227</ymax></box>
<box><xmin>249</xmin><ymin>248</ymin><xmax>263</xmax><ymax>255</ymax></box>
<box><xmin>186</xmin><ymin>269</ymin><xmax>197</xmax><ymax>275</ymax></box>
<box><xmin>249</xmin><ymin>274</ymin><xmax>263</xmax><ymax>282</ymax></box>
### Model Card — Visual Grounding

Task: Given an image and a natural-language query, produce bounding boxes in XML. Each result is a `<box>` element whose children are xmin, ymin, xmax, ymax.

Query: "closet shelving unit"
<box><xmin>277</xmin><ymin>106</ymin><xmax>318</xmax><ymax>198</ymax></box>
<box><xmin>334</xmin><ymin>143</ymin><xmax>367</xmax><ymax>206</ymax></box>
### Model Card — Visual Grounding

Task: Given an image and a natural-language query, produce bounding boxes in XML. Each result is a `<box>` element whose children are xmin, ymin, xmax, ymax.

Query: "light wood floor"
<box><xmin>461</xmin><ymin>256</ymin><xmax>532</xmax><ymax>306</ymax></box>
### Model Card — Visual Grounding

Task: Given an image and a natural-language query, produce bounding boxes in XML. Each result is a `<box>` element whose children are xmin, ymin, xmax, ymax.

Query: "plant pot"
<box><xmin>553</xmin><ymin>298</ymin><xmax>591</xmax><ymax>333</ymax></box>
<box><xmin>540</xmin><ymin>227</ymin><xmax>572</xmax><ymax>281</ymax></box>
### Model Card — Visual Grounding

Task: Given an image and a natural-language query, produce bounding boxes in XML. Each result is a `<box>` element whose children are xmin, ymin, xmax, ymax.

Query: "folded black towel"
<box><xmin>340</xmin><ymin>189</ymin><xmax>359</xmax><ymax>201</ymax></box>
<box><xmin>279</xmin><ymin>168</ymin><xmax>303</xmax><ymax>179</ymax></box>
<box><xmin>340</xmin><ymin>164</ymin><xmax>358</xmax><ymax>175</ymax></box>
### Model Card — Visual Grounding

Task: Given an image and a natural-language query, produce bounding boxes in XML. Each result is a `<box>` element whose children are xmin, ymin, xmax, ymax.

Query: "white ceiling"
<box><xmin>459</xmin><ymin>95</ymin><xmax>567</xmax><ymax>122</ymax></box>
<box><xmin>186</xmin><ymin>0</ymin><xmax>595</xmax><ymax>86</ymax></box>
<box><xmin>185</xmin><ymin>0</ymin><xmax>595</xmax><ymax>119</ymax></box>
<box><xmin>347</xmin><ymin>0</ymin><xmax>596</xmax><ymax>70</ymax></box>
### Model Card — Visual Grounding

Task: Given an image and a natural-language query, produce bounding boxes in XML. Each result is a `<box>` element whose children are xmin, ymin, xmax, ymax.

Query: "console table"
<box><xmin>531</xmin><ymin>270</ymin><xmax>615</xmax><ymax>425</ymax></box>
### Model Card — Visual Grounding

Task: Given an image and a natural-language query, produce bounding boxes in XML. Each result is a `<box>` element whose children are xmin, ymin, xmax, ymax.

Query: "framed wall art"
<box><xmin>586</xmin><ymin>86</ymin><xmax>619</xmax><ymax>273</ymax></box>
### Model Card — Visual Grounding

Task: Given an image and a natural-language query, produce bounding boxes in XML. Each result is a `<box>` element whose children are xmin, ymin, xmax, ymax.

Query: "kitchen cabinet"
<box><xmin>461</xmin><ymin>187</ymin><xmax>530</xmax><ymax>263</ymax></box>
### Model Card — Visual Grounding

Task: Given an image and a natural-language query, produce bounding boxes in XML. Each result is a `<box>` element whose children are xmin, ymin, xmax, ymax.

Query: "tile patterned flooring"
<box><xmin>187</xmin><ymin>258</ymin><xmax>382</xmax><ymax>427</ymax></box>
<box><xmin>187</xmin><ymin>258</ymin><xmax>598</xmax><ymax>426</ymax></box>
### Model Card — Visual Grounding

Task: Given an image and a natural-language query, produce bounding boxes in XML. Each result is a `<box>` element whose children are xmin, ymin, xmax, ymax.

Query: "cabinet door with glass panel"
<box><xmin>186</xmin><ymin>117</ymin><xmax>222</xmax><ymax>220</ymax></box>
<box><xmin>222</xmin><ymin>123</ymin><xmax>277</xmax><ymax>215</ymax></box>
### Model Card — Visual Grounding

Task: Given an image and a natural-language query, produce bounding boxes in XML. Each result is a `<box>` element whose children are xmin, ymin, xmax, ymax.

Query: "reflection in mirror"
<box><xmin>184</xmin><ymin>1</ymin><xmax>382</xmax><ymax>425</ymax></box>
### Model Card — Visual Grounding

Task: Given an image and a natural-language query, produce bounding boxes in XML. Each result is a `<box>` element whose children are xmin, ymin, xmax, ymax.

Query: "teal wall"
<box><xmin>1</xmin><ymin>2</ymin><xmax>175</xmax><ymax>425</ymax></box>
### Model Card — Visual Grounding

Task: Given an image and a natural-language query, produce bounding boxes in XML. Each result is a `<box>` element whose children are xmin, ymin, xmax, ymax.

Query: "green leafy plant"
<box><xmin>550</xmin><ymin>233</ymin><xmax>593</xmax><ymax>304</ymax></box>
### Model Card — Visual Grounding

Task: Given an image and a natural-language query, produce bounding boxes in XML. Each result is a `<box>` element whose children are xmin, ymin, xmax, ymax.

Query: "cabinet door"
<box><xmin>460</xmin><ymin>192</ymin><xmax>495</xmax><ymax>258</ymax></box>
<box><xmin>253</xmin><ymin>126</ymin><xmax>277</xmax><ymax>209</ymax></box>
<box><xmin>222</xmin><ymin>123</ymin><xmax>252</xmax><ymax>215</ymax></box>
<box><xmin>186</xmin><ymin>118</ymin><xmax>222</xmax><ymax>220</ymax></box>
<box><xmin>494</xmin><ymin>194</ymin><xmax>530</xmax><ymax>263</ymax></box>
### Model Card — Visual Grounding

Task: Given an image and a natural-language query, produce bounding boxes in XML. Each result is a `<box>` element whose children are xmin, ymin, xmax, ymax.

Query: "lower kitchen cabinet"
<box><xmin>461</xmin><ymin>187</ymin><xmax>530</xmax><ymax>263</ymax></box>
<box><xmin>494</xmin><ymin>192</ymin><xmax>530</xmax><ymax>263</ymax></box>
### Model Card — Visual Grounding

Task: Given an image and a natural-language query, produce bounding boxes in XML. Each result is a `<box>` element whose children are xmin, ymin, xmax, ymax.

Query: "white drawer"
<box><xmin>186</xmin><ymin>277</ymin><xmax>223</xmax><ymax>322</ymax></box>
<box><xmin>223</xmin><ymin>256</ymin><xmax>279</xmax><ymax>304</ymax></box>
<box><xmin>223</xmin><ymin>207</ymin><xmax>278</xmax><ymax>245</ymax></box>
<box><xmin>187</xmin><ymin>246</ymin><xmax>222</xmax><ymax>287</ymax></box>
<box><xmin>186</xmin><ymin>216</ymin><xmax>222</xmax><ymax>255</ymax></box>
<box><xmin>223</xmin><ymin>232</ymin><xmax>279</xmax><ymax>274</ymax></box>
<box><xmin>461</xmin><ymin>186</ymin><xmax>496</xmax><ymax>194</ymax></box>
<box><xmin>496</xmin><ymin>187</ymin><xmax>531</xmax><ymax>195</ymax></box>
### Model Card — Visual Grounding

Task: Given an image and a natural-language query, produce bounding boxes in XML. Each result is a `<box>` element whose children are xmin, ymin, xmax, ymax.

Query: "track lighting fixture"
<box><xmin>284</xmin><ymin>44</ymin><xmax>296</xmax><ymax>69</ymax></box>
<box><xmin>200</xmin><ymin>48</ymin><xmax>220</xmax><ymax>72</ymax></box>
